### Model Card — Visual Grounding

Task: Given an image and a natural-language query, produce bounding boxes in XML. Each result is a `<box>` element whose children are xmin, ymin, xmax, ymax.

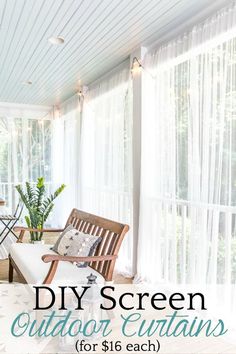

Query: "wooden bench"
<box><xmin>9</xmin><ymin>209</ymin><xmax>129</xmax><ymax>284</ymax></box>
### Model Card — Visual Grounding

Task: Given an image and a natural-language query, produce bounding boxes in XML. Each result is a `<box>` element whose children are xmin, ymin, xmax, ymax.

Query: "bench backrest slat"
<box><xmin>65</xmin><ymin>209</ymin><xmax>129</xmax><ymax>281</ymax></box>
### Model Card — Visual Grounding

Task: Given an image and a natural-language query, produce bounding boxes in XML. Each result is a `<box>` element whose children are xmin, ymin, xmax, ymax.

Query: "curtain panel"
<box><xmin>80</xmin><ymin>64</ymin><xmax>133</xmax><ymax>276</ymax></box>
<box><xmin>0</xmin><ymin>115</ymin><xmax>52</xmax><ymax>213</ymax></box>
<box><xmin>137</xmin><ymin>3</ymin><xmax>236</xmax><ymax>284</ymax></box>
<box><xmin>52</xmin><ymin>95</ymin><xmax>82</xmax><ymax>227</ymax></box>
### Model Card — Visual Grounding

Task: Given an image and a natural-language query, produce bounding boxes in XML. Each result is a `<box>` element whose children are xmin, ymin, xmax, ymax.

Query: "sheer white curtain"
<box><xmin>81</xmin><ymin>63</ymin><xmax>133</xmax><ymax>276</ymax></box>
<box><xmin>52</xmin><ymin>95</ymin><xmax>82</xmax><ymax>227</ymax></box>
<box><xmin>0</xmin><ymin>114</ymin><xmax>52</xmax><ymax>212</ymax></box>
<box><xmin>138</xmin><ymin>3</ymin><xmax>236</xmax><ymax>285</ymax></box>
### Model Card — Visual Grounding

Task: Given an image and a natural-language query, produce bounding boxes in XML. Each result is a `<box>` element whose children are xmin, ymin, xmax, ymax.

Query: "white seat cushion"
<box><xmin>9</xmin><ymin>243</ymin><xmax>105</xmax><ymax>285</ymax></box>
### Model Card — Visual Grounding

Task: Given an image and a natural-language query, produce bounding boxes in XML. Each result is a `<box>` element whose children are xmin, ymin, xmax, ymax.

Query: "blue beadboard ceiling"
<box><xmin>0</xmin><ymin>0</ymin><xmax>229</xmax><ymax>106</ymax></box>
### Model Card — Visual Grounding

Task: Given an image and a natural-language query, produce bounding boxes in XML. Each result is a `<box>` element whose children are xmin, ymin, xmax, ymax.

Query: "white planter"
<box><xmin>32</xmin><ymin>240</ymin><xmax>45</xmax><ymax>245</ymax></box>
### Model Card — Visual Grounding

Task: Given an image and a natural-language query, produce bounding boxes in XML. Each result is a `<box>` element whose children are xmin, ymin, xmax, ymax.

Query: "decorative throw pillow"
<box><xmin>66</xmin><ymin>234</ymin><xmax>102</xmax><ymax>268</ymax></box>
<box><xmin>51</xmin><ymin>224</ymin><xmax>75</xmax><ymax>254</ymax></box>
<box><xmin>51</xmin><ymin>225</ymin><xmax>102</xmax><ymax>267</ymax></box>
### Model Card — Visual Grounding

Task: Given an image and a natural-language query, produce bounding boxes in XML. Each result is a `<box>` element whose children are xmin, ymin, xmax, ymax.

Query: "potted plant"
<box><xmin>15</xmin><ymin>177</ymin><xmax>65</xmax><ymax>243</ymax></box>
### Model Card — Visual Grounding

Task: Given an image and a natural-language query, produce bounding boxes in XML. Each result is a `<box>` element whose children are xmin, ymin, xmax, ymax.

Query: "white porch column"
<box><xmin>130</xmin><ymin>47</ymin><xmax>147</xmax><ymax>275</ymax></box>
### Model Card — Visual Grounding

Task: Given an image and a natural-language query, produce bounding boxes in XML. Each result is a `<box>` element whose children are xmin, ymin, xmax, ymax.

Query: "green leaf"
<box><xmin>37</xmin><ymin>177</ymin><xmax>45</xmax><ymax>189</ymax></box>
<box><xmin>25</xmin><ymin>215</ymin><xmax>31</xmax><ymax>228</ymax></box>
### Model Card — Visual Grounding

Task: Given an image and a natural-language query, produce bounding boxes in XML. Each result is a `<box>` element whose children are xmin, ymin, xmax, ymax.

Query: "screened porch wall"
<box><xmin>0</xmin><ymin>114</ymin><xmax>52</xmax><ymax>213</ymax></box>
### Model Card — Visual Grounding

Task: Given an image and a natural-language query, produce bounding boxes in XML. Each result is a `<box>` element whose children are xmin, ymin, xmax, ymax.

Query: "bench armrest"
<box><xmin>14</xmin><ymin>226</ymin><xmax>64</xmax><ymax>243</ymax></box>
<box><xmin>42</xmin><ymin>254</ymin><xmax>117</xmax><ymax>263</ymax></box>
<box><xmin>14</xmin><ymin>226</ymin><xmax>64</xmax><ymax>233</ymax></box>
<box><xmin>41</xmin><ymin>254</ymin><xmax>117</xmax><ymax>284</ymax></box>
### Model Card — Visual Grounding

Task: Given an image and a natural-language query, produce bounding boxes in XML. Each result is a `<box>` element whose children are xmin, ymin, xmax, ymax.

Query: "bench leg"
<box><xmin>9</xmin><ymin>258</ymin><xmax>13</xmax><ymax>283</ymax></box>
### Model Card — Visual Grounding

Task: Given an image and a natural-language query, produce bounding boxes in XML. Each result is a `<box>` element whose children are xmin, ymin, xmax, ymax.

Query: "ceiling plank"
<box><xmin>0</xmin><ymin>0</ymin><xmax>230</xmax><ymax>106</ymax></box>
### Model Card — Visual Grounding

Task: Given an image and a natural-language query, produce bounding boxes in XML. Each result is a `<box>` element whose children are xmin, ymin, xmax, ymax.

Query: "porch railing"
<box><xmin>0</xmin><ymin>182</ymin><xmax>53</xmax><ymax>213</ymax></box>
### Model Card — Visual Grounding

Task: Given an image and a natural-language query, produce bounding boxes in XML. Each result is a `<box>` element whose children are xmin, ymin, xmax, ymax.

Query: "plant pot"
<box><xmin>32</xmin><ymin>240</ymin><xmax>45</xmax><ymax>245</ymax></box>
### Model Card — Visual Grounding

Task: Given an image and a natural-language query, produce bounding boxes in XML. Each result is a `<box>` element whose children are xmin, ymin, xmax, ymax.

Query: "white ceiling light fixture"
<box><xmin>22</xmin><ymin>80</ymin><xmax>33</xmax><ymax>85</ymax></box>
<box><xmin>48</xmin><ymin>36</ymin><xmax>65</xmax><ymax>45</ymax></box>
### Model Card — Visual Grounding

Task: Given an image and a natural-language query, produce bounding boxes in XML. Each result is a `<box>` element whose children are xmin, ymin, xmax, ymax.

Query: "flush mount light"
<box><xmin>22</xmin><ymin>80</ymin><xmax>32</xmax><ymax>85</ymax></box>
<box><xmin>48</xmin><ymin>36</ymin><xmax>65</xmax><ymax>45</ymax></box>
